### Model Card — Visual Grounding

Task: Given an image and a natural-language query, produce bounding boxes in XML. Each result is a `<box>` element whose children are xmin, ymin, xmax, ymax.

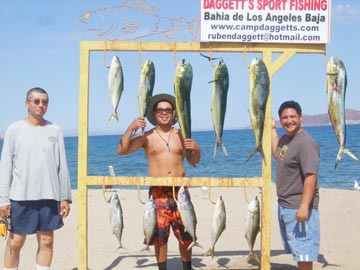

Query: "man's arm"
<box><xmin>117</xmin><ymin>117</ymin><xmax>146</xmax><ymax>155</ymax></box>
<box><xmin>271</xmin><ymin>118</ymin><xmax>279</xmax><ymax>157</ymax></box>
<box><xmin>296</xmin><ymin>173</ymin><xmax>317</xmax><ymax>222</ymax></box>
<box><xmin>184</xmin><ymin>139</ymin><xmax>201</xmax><ymax>167</ymax></box>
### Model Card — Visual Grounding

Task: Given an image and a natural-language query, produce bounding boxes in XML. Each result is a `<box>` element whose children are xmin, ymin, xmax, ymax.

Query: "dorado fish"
<box><xmin>109</xmin><ymin>191</ymin><xmax>124</xmax><ymax>248</ymax></box>
<box><xmin>138</xmin><ymin>59</ymin><xmax>155</xmax><ymax>129</ymax></box>
<box><xmin>245</xmin><ymin>196</ymin><xmax>260</xmax><ymax>264</ymax></box>
<box><xmin>177</xmin><ymin>186</ymin><xmax>202</xmax><ymax>251</ymax></box>
<box><xmin>204</xmin><ymin>196</ymin><xmax>226</xmax><ymax>259</ymax></box>
<box><xmin>247</xmin><ymin>58</ymin><xmax>270</xmax><ymax>165</ymax></box>
<box><xmin>108</xmin><ymin>55</ymin><xmax>124</xmax><ymax>122</ymax></box>
<box><xmin>174</xmin><ymin>59</ymin><xmax>192</xmax><ymax>140</ymax></box>
<box><xmin>326</xmin><ymin>56</ymin><xmax>359</xmax><ymax>168</ymax></box>
<box><xmin>142</xmin><ymin>195</ymin><xmax>157</xmax><ymax>251</ymax></box>
<box><xmin>210</xmin><ymin>60</ymin><xmax>229</xmax><ymax>159</ymax></box>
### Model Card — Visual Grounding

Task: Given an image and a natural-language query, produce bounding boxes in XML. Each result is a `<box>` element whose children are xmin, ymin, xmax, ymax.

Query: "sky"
<box><xmin>0</xmin><ymin>0</ymin><xmax>359</xmax><ymax>136</ymax></box>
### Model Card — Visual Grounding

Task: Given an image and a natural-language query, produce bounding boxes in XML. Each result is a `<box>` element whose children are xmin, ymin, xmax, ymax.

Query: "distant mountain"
<box><xmin>275</xmin><ymin>109</ymin><xmax>360</xmax><ymax>128</ymax></box>
<box><xmin>1</xmin><ymin>109</ymin><xmax>360</xmax><ymax>139</ymax></box>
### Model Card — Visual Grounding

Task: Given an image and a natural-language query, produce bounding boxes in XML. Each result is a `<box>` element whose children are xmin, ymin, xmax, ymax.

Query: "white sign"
<box><xmin>200</xmin><ymin>0</ymin><xmax>331</xmax><ymax>43</ymax></box>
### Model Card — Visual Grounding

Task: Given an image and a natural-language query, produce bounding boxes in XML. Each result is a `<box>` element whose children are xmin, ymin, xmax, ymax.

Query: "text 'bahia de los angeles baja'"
<box><xmin>204</xmin><ymin>12</ymin><xmax>326</xmax><ymax>24</ymax></box>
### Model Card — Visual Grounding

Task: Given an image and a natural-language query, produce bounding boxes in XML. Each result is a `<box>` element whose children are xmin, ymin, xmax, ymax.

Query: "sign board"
<box><xmin>200</xmin><ymin>0</ymin><xmax>331</xmax><ymax>43</ymax></box>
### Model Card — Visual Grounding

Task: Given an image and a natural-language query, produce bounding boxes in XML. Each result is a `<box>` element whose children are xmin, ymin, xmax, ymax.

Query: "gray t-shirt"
<box><xmin>0</xmin><ymin>120</ymin><xmax>72</xmax><ymax>207</ymax></box>
<box><xmin>275</xmin><ymin>130</ymin><xmax>320</xmax><ymax>209</ymax></box>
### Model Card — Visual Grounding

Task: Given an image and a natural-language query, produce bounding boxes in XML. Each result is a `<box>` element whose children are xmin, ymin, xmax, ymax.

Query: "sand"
<box><xmin>1</xmin><ymin>183</ymin><xmax>359</xmax><ymax>270</ymax></box>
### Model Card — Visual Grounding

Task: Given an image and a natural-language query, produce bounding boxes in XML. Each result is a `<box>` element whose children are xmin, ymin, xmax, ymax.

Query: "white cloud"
<box><xmin>332</xmin><ymin>2</ymin><xmax>360</xmax><ymax>22</ymax></box>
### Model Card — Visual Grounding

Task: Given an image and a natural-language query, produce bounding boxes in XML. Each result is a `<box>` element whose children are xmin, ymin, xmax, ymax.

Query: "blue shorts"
<box><xmin>10</xmin><ymin>200</ymin><xmax>64</xmax><ymax>235</ymax></box>
<box><xmin>278</xmin><ymin>205</ymin><xmax>320</xmax><ymax>262</ymax></box>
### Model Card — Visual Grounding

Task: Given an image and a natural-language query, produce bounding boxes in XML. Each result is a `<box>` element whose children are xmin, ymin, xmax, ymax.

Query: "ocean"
<box><xmin>1</xmin><ymin>125</ymin><xmax>360</xmax><ymax>190</ymax></box>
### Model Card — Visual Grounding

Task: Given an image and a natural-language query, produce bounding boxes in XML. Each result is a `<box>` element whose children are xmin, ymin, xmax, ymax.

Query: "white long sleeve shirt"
<box><xmin>0</xmin><ymin>120</ymin><xmax>72</xmax><ymax>207</ymax></box>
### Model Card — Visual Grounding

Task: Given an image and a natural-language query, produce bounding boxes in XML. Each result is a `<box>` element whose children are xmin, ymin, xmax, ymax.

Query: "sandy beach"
<box><xmin>0</xmin><ymin>183</ymin><xmax>359</xmax><ymax>270</ymax></box>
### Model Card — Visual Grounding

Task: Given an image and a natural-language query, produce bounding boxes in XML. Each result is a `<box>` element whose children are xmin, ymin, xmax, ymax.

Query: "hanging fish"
<box><xmin>177</xmin><ymin>186</ymin><xmax>202</xmax><ymax>251</ymax></box>
<box><xmin>245</xmin><ymin>196</ymin><xmax>260</xmax><ymax>264</ymax></box>
<box><xmin>107</xmin><ymin>55</ymin><xmax>124</xmax><ymax>122</ymax></box>
<box><xmin>210</xmin><ymin>60</ymin><xmax>229</xmax><ymax>159</ymax></box>
<box><xmin>326</xmin><ymin>56</ymin><xmax>359</xmax><ymax>168</ymax></box>
<box><xmin>204</xmin><ymin>196</ymin><xmax>226</xmax><ymax>259</ymax></box>
<box><xmin>138</xmin><ymin>59</ymin><xmax>155</xmax><ymax>132</ymax></box>
<box><xmin>247</xmin><ymin>58</ymin><xmax>270</xmax><ymax>165</ymax></box>
<box><xmin>174</xmin><ymin>59</ymin><xmax>193</xmax><ymax>141</ymax></box>
<box><xmin>109</xmin><ymin>191</ymin><xmax>124</xmax><ymax>248</ymax></box>
<box><xmin>142</xmin><ymin>195</ymin><xmax>157</xmax><ymax>251</ymax></box>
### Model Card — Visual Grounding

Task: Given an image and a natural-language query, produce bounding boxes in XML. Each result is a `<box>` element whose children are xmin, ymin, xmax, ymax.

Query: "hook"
<box><xmin>102</xmin><ymin>178</ymin><xmax>111</xmax><ymax>203</ymax></box>
<box><xmin>172</xmin><ymin>178</ymin><xmax>179</xmax><ymax>204</ymax></box>
<box><xmin>323</xmin><ymin>52</ymin><xmax>328</xmax><ymax>68</ymax></box>
<box><xmin>173</xmin><ymin>42</ymin><xmax>177</xmax><ymax>66</ymax></box>
<box><xmin>209</xmin><ymin>46</ymin><xmax>215</xmax><ymax>68</ymax></box>
<box><xmin>207</xmin><ymin>186</ymin><xmax>216</xmax><ymax>205</ymax></box>
<box><xmin>103</xmin><ymin>48</ymin><xmax>110</xmax><ymax>68</ymax></box>
<box><xmin>243</xmin><ymin>186</ymin><xmax>250</xmax><ymax>204</ymax></box>
<box><xmin>243</xmin><ymin>45</ymin><xmax>249</xmax><ymax>70</ymax></box>
<box><xmin>138</xmin><ymin>45</ymin><xmax>143</xmax><ymax>68</ymax></box>
<box><xmin>137</xmin><ymin>178</ymin><xmax>146</xmax><ymax>205</ymax></box>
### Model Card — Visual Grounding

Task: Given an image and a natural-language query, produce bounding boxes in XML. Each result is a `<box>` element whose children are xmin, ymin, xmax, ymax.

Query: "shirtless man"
<box><xmin>117</xmin><ymin>94</ymin><xmax>201</xmax><ymax>270</ymax></box>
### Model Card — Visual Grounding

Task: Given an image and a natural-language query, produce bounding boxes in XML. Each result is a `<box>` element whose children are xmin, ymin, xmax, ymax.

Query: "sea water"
<box><xmin>1</xmin><ymin>125</ymin><xmax>360</xmax><ymax>190</ymax></box>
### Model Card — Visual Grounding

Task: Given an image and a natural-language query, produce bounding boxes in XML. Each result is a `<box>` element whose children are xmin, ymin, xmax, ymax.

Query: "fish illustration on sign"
<box><xmin>77</xmin><ymin>0</ymin><xmax>200</xmax><ymax>41</ymax></box>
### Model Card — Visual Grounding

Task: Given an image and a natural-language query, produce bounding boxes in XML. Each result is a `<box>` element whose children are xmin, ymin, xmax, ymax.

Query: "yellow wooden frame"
<box><xmin>77</xmin><ymin>41</ymin><xmax>326</xmax><ymax>270</ymax></box>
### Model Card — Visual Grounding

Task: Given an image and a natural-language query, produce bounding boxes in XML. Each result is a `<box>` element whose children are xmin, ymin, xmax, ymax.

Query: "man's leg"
<box><xmin>298</xmin><ymin>261</ymin><xmax>313</xmax><ymax>270</ymax></box>
<box><xmin>36</xmin><ymin>231</ymin><xmax>54</xmax><ymax>267</ymax></box>
<box><xmin>155</xmin><ymin>243</ymin><xmax>168</xmax><ymax>270</ymax></box>
<box><xmin>179</xmin><ymin>243</ymin><xmax>192</xmax><ymax>270</ymax></box>
<box><xmin>4</xmin><ymin>233</ymin><xmax>26</xmax><ymax>268</ymax></box>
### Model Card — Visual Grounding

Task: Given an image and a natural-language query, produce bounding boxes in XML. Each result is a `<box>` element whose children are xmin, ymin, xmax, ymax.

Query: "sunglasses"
<box><xmin>28</xmin><ymin>99</ymin><xmax>49</xmax><ymax>105</ymax></box>
<box><xmin>155</xmin><ymin>108</ymin><xmax>173</xmax><ymax>114</ymax></box>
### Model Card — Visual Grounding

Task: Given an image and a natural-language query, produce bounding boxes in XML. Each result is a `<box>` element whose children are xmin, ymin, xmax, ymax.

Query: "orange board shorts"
<box><xmin>146</xmin><ymin>186</ymin><xmax>193</xmax><ymax>246</ymax></box>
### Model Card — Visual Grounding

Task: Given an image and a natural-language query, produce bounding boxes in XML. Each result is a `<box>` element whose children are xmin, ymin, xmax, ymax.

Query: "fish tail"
<box><xmin>246</xmin><ymin>251</ymin><xmax>260</xmax><ymax>264</ymax></box>
<box><xmin>108</xmin><ymin>112</ymin><xmax>119</xmax><ymax>122</ymax></box>
<box><xmin>141</xmin><ymin>245</ymin><xmax>151</xmax><ymax>253</ymax></box>
<box><xmin>247</xmin><ymin>144</ymin><xmax>267</xmax><ymax>166</ymax></box>
<box><xmin>204</xmin><ymin>247</ymin><xmax>215</xmax><ymax>259</ymax></box>
<box><xmin>336</xmin><ymin>147</ymin><xmax>360</xmax><ymax>168</ymax></box>
<box><xmin>344</xmin><ymin>148</ymin><xmax>359</xmax><ymax>162</ymax></box>
<box><xmin>187</xmin><ymin>240</ymin><xmax>203</xmax><ymax>251</ymax></box>
<box><xmin>213</xmin><ymin>142</ymin><xmax>218</xmax><ymax>159</ymax></box>
<box><xmin>117</xmin><ymin>243</ymin><xmax>126</xmax><ymax>250</ymax></box>
<box><xmin>213</xmin><ymin>139</ymin><xmax>229</xmax><ymax>159</ymax></box>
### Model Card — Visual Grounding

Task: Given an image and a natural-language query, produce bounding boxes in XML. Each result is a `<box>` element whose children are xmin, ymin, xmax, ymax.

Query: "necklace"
<box><xmin>155</xmin><ymin>127</ymin><xmax>173</xmax><ymax>152</ymax></box>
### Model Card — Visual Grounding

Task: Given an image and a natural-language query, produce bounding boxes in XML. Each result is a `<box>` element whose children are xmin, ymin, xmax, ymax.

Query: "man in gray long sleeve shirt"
<box><xmin>0</xmin><ymin>87</ymin><xmax>72</xmax><ymax>270</ymax></box>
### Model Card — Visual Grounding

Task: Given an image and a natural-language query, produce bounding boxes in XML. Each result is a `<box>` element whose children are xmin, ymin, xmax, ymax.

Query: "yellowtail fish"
<box><xmin>177</xmin><ymin>186</ymin><xmax>202</xmax><ymax>251</ymax></box>
<box><xmin>247</xmin><ymin>58</ymin><xmax>270</xmax><ymax>165</ymax></box>
<box><xmin>210</xmin><ymin>60</ymin><xmax>229</xmax><ymax>159</ymax></box>
<box><xmin>77</xmin><ymin>0</ymin><xmax>200</xmax><ymax>41</ymax></box>
<box><xmin>326</xmin><ymin>56</ymin><xmax>359</xmax><ymax>168</ymax></box>
<box><xmin>204</xmin><ymin>196</ymin><xmax>226</xmax><ymax>259</ymax></box>
<box><xmin>174</xmin><ymin>59</ymin><xmax>192</xmax><ymax>140</ymax></box>
<box><xmin>142</xmin><ymin>195</ymin><xmax>156</xmax><ymax>251</ymax></box>
<box><xmin>138</xmin><ymin>59</ymin><xmax>155</xmax><ymax>132</ymax></box>
<box><xmin>108</xmin><ymin>55</ymin><xmax>124</xmax><ymax>122</ymax></box>
<box><xmin>245</xmin><ymin>196</ymin><xmax>260</xmax><ymax>264</ymax></box>
<box><xmin>109</xmin><ymin>192</ymin><xmax>124</xmax><ymax>248</ymax></box>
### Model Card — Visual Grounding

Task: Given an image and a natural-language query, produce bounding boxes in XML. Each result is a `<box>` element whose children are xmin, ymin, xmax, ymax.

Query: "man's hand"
<box><xmin>0</xmin><ymin>205</ymin><xmax>11</xmax><ymax>219</ymax></box>
<box><xmin>60</xmin><ymin>201</ymin><xmax>71</xmax><ymax>219</ymax></box>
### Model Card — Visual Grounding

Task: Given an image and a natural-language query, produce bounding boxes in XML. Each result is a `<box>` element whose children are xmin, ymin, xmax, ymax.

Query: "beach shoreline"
<box><xmin>1</xmin><ymin>184</ymin><xmax>359</xmax><ymax>269</ymax></box>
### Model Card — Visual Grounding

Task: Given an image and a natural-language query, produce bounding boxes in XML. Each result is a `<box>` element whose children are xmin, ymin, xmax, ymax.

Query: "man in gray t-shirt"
<box><xmin>0</xmin><ymin>87</ymin><xmax>72</xmax><ymax>270</ymax></box>
<box><xmin>271</xmin><ymin>100</ymin><xmax>320</xmax><ymax>270</ymax></box>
